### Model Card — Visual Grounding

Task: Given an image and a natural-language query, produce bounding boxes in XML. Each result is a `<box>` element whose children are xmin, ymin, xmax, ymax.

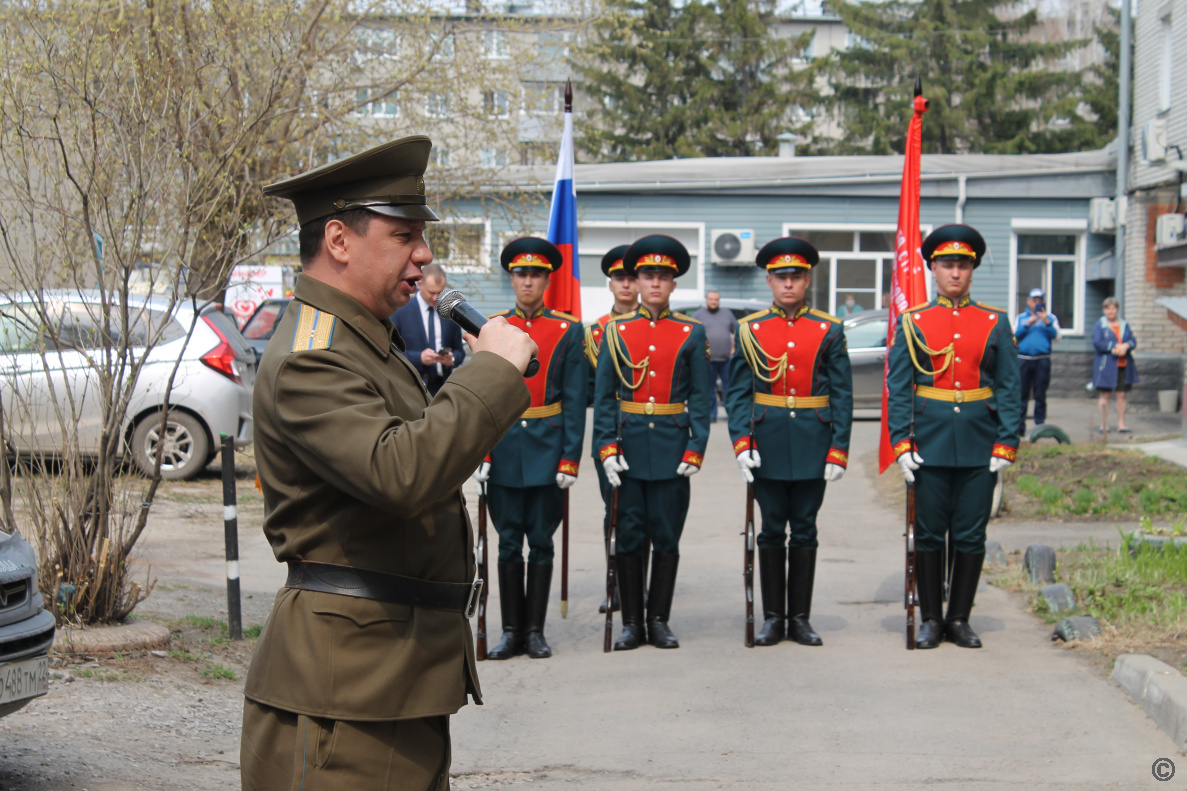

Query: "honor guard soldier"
<box><xmin>593</xmin><ymin>235</ymin><xmax>711</xmax><ymax>650</ymax></box>
<box><xmin>583</xmin><ymin>245</ymin><xmax>639</xmax><ymax>612</ymax></box>
<box><xmin>726</xmin><ymin>238</ymin><xmax>853</xmax><ymax>647</ymax></box>
<box><xmin>244</xmin><ymin>136</ymin><xmax>536</xmax><ymax>790</ymax></box>
<box><xmin>887</xmin><ymin>224</ymin><xmax>1021</xmax><ymax>649</ymax></box>
<box><xmin>474</xmin><ymin>238</ymin><xmax>587</xmax><ymax>660</ymax></box>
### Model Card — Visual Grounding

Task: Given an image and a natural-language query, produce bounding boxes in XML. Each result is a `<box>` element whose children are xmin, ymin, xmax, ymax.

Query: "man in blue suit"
<box><xmin>391</xmin><ymin>263</ymin><xmax>466</xmax><ymax>395</ymax></box>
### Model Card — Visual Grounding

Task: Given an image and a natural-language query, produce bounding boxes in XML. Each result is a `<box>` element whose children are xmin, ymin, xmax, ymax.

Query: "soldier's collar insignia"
<box><xmin>935</xmin><ymin>294</ymin><xmax>973</xmax><ymax>309</ymax></box>
<box><xmin>514</xmin><ymin>305</ymin><xmax>547</xmax><ymax>320</ymax></box>
<box><xmin>638</xmin><ymin>305</ymin><xmax>671</xmax><ymax>320</ymax></box>
<box><xmin>770</xmin><ymin>303</ymin><xmax>785</xmax><ymax>318</ymax></box>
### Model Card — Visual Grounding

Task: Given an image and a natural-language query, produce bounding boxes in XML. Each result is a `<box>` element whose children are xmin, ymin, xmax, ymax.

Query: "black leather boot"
<box><xmin>613</xmin><ymin>554</ymin><xmax>646</xmax><ymax>651</ymax></box>
<box><xmin>486</xmin><ymin>562</ymin><xmax>525</xmax><ymax>660</ymax></box>
<box><xmin>914</xmin><ymin>551</ymin><xmax>944</xmax><ymax>649</ymax></box>
<box><xmin>525</xmin><ymin>562</ymin><xmax>553</xmax><ymax>659</ymax></box>
<box><xmin>754</xmin><ymin>547</ymin><xmax>786</xmax><ymax>646</ymax></box>
<box><xmin>945</xmin><ymin>551</ymin><xmax>985</xmax><ymax>648</ymax></box>
<box><xmin>787</xmin><ymin>547</ymin><xmax>822</xmax><ymax>646</ymax></box>
<box><xmin>646</xmin><ymin>552</ymin><xmax>680</xmax><ymax>649</ymax></box>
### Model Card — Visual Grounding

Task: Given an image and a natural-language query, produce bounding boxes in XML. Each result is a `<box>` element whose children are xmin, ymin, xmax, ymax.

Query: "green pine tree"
<box><xmin>575</xmin><ymin>0</ymin><xmax>817</xmax><ymax>161</ymax></box>
<box><xmin>820</xmin><ymin>0</ymin><xmax>1098</xmax><ymax>155</ymax></box>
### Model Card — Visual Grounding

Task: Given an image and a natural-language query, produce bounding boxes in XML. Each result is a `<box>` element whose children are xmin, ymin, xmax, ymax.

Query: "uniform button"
<box><xmin>955</xmin><ymin>382</ymin><xmax>961</xmax><ymax>388</ymax></box>
<box><xmin>787</xmin><ymin>321</ymin><xmax>793</xmax><ymax>327</ymax></box>
<box><xmin>649</xmin><ymin>345</ymin><xmax>656</xmax><ymax>351</ymax></box>
<box><xmin>787</xmin><ymin>342</ymin><xmax>794</xmax><ymax>348</ymax></box>
<box><xmin>954</xmin><ymin>406</ymin><xmax>961</xmax><ymax>413</ymax></box>
<box><xmin>649</xmin><ymin>371</ymin><xmax>656</xmax><ymax>377</ymax></box>
<box><xmin>955</xmin><ymin>357</ymin><xmax>961</xmax><ymax>363</ymax></box>
<box><xmin>526</xmin><ymin>321</ymin><xmax>532</xmax><ymax>327</ymax></box>
<box><xmin>953</xmin><ymin>310</ymin><xmax>959</xmax><ymax>316</ymax></box>
<box><xmin>752</xmin><ymin>323</ymin><xmax>761</xmax><ymax>331</ymax></box>
<box><xmin>521</xmin><ymin>420</ymin><xmax>528</xmax><ymax>427</ymax></box>
<box><xmin>560</xmin><ymin>322</ymin><xmax>568</xmax><ymax>329</ymax></box>
<box><xmin>683</xmin><ymin>326</ymin><xmax>690</xmax><ymax>333</ymax></box>
<box><xmin>650</xmin><ymin>321</ymin><xmax>656</xmax><ymax>327</ymax></box>
<box><xmin>648</xmin><ymin>422</ymin><xmax>655</xmax><ymax>429</ymax></box>
<box><xmin>789</xmin><ymin>411</ymin><xmax>796</xmax><ymax>418</ymax></box>
<box><xmin>791</xmin><ymin>388</ymin><xmax>797</xmax><ymax>395</ymax></box>
<box><xmin>649</xmin><ymin>396</ymin><xmax>656</xmax><ymax>402</ymax></box>
<box><xmin>954</xmin><ymin>333</ymin><xmax>961</xmax><ymax>339</ymax></box>
<box><xmin>789</xmin><ymin>365</ymin><xmax>796</xmax><ymax>371</ymax></box>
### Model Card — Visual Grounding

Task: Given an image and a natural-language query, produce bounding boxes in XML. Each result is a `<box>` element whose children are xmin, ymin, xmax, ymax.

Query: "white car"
<box><xmin>0</xmin><ymin>292</ymin><xmax>254</xmax><ymax>480</ymax></box>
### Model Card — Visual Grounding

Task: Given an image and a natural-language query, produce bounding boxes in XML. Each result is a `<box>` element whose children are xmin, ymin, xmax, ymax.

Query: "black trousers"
<box><xmin>1018</xmin><ymin>355</ymin><xmax>1051</xmax><ymax>433</ymax></box>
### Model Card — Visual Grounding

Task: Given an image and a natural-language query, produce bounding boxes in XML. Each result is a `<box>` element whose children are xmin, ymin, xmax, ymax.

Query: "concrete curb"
<box><xmin>52</xmin><ymin>618</ymin><xmax>171</xmax><ymax>655</ymax></box>
<box><xmin>1113</xmin><ymin>654</ymin><xmax>1187</xmax><ymax>750</ymax></box>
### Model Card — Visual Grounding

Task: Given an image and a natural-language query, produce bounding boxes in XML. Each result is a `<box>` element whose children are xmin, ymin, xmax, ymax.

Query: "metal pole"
<box><xmin>1115</xmin><ymin>0</ymin><xmax>1133</xmax><ymax>309</ymax></box>
<box><xmin>221</xmin><ymin>434</ymin><xmax>243</xmax><ymax>641</ymax></box>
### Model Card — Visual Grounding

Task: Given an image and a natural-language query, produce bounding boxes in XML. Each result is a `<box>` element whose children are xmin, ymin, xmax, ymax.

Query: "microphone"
<box><xmin>436</xmin><ymin>288</ymin><xmax>540</xmax><ymax>378</ymax></box>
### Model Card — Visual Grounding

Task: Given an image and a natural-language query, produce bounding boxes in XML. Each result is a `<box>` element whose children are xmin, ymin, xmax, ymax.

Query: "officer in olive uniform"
<box><xmin>584</xmin><ymin>245</ymin><xmax>639</xmax><ymax>613</ymax></box>
<box><xmin>726</xmin><ymin>237</ymin><xmax>853</xmax><ymax>647</ymax></box>
<box><xmin>473</xmin><ymin>238</ymin><xmax>586</xmax><ymax>660</ymax></box>
<box><xmin>593</xmin><ymin>235</ymin><xmax>711</xmax><ymax>650</ymax></box>
<box><xmin>887</xmin><ymin>223</ymin><xmax>1021</xmax><ymax>649</ymax></box>
<box><xmin>243</xmin><ymin>137</ymin><xmax>535</xmax><ymax>790</ymax></box>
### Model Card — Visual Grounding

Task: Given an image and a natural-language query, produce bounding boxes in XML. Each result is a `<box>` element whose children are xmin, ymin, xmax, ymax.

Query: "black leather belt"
<box><xmin>286</xmin><ymin>561</ymin><xmax>482</xmax><ymax>617</ymax></box>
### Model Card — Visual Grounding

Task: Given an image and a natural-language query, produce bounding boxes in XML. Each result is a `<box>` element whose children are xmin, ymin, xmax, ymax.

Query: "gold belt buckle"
<box><xmin>644</xmin><ymin>402</ymin><xmax>655</xmax><ymax>415</ymax></box>
<box><xmin>785</xmin><ymin>395</ymin><xmax>796</xmax><ymax>408</ymax></box>
<box><xmin>954</xmin><ymin>390</ymin><xmax>965</xmax><ymax>404</ymax></box>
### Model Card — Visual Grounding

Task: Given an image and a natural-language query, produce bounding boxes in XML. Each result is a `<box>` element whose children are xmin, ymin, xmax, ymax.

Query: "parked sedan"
<box><xmin>240</xmin><ymin>297</ymin><xmax>292</xmax><ymax>360</ymax></box>
<box><xmin>0</xmin><ymin>292</ymin><xmax>255</xmax><ymax>480</ymax></box>
<box><xmin>0</xmin><ymin>529</ymin><xmax>54</xmax><ymax>719</ymax></box>
<box><xmin>841</xmin><ymin>308</ymin><xmax>890</xmax><ymax>410</ymax></box>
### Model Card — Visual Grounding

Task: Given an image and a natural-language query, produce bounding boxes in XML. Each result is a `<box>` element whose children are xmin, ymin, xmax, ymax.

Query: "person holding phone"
<box><xmin>1015</xmin><ymin>287</ymin><xmax>1060</xmax><ymax>437</ymax></box>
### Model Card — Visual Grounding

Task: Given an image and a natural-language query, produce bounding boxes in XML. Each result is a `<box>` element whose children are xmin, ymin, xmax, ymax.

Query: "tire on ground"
<box><xmin>1023</xmin><ymin>544</ymin><xmax>1056</xmax><ymax>585</ymax></box>
<box><xmin>131</xmin><ymin>411</ymin><xmax>210</xmax><ymax>481</ymax></box>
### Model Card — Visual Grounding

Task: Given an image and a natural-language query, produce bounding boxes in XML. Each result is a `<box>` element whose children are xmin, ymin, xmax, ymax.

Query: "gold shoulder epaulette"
<box><xmin>809</xmin><ymin>308</ymin><xmax>841</xmax><ymax>324</ymax></box>
<box><xmin>974</xmin><ymin>302</ymin><xmax>1007</xmax><ymax>314</ymax></box>
<box><xmin>291</xmin><ymin>304</ymin><xmax>337</xmax><ymax>352</ymax></box>
<box><xmin>672</xmin><ymin>312</ymin><xmax>701</xmax><ymax>324</ymax></box>
<box><xmin>488</xmin><ymin>309</ymin><xmax>512</xmax><ymax>319</ymax></box>
<box><xmin>905</xmin><ymin>301</ymin><xmax>931</xmax><ymax>314</ymax></box>
<box><xmin>740</xmin><ymin>309</ymin><xmax>770</xmax><ymax>323</ymax></box>
<box><xmin>548</xmin><ymin>310</ymin><xmax>580</xmax><ymax>323</ymax></box>
<box><xmin>614</xmin><ymin>310</ymin><xmax>638</xmax><ymax>321</ymax></box>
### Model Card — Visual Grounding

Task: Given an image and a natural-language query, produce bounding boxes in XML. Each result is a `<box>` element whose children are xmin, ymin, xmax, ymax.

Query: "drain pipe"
<box><xmin>955</xmin><ymin>175</ymin><xmax>967</xmax><ymax>224</ymax></box>
<box><xmin>1115</xmin><ymin>0</ymin><xmax>1133</xmax><ymax>309</ymax></box>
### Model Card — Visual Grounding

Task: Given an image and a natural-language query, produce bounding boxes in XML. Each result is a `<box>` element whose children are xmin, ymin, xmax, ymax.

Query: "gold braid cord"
<box><xmin>604</xmin><ymin>318</ymin><xmax>649</xmax><ymax>391</ymax></box>
<box><xmin>901</xmin><ymin>311</ymin><xmax>954</xmax><ymax>377</ymax></box>
<box><xmin>583</xmin><ymin>325</ymin><xmax>599</xmax><ymax>368</ymax></box>
<box><xmin>738</xmin><ymin>321</ymin><xmax>787</xmax><ymax>385</ymax></box>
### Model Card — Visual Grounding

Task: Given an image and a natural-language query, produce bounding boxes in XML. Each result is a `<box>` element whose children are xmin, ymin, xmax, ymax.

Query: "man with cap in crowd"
<box><xmin>593</xmin><ymin>235</ymin><xmax>711</xmax><ymax>650</ymax></box>
<box><xmin>1014</xmin><ymin>286</ymin><xmax>1061</xmax><ymax>437</ymax></box>
<box><xmin>583</xmin><ymin>244</ymin><xmax>639</xmax><ymax>613</ymax></box>
<box><xmin>727</xmin><ymin>237</ymin><xmax>852</xmax><ymax>647</ymax></box>
<box><xmin>886</xmin><ymin>223</ymin><xmax>1021</xmax><ymax>650</ymax></box>
<box><xmin>474</xmin><ymin>237</ymin><xmax>586</xmax><ymax>660</ymax></box>
<box><xmin>243</xmin><ymin>136</ymin><xmax>536</xmax><ymax>789</ymax></box>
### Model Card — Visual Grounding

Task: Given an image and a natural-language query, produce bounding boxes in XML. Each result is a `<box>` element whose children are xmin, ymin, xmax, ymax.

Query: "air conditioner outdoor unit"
<box><xmin>1142</xmin><ymin>119</ymin><xmax>1168</xmax><ymax>165</ymax></box>
<box><xmin>711</xmin><ymin>229</ymin><xmax>756</xmax><ymax>265</ymax></box>
<box><xmin>1088</xmin><ymin>197</ymin><xmax>1116</xmax><ymax>233</ymax></box>
<box><xmin>1156</xmin><ymin>213</ymin><xmax>1186</xmax><ymax>248</ymax></box>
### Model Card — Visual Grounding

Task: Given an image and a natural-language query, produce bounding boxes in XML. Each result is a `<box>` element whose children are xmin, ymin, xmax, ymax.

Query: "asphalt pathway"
<box><xmin>450</xmin><ymin>419</ymin><xmax>1174</xmax><ymax>790</ymax></box>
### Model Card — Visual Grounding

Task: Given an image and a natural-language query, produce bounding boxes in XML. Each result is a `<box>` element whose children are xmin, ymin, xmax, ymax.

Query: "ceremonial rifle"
<box><xmin>905</xmin><ymin>481</ymin><xmax>916</xmax><ymax>651</ymax></box>
<box><xmin>605</xmin><ymin>486</ymin><xmax>618</xmax><ymax>653</ymax></box>
<box><xmin>561</xmin><ymin>490</ymin><xmax>569</xmax><ymax>618</ymax></box>
<box><xmin>744</xmin><ymin>482</ymin><xmax>756</xmax><ymax>648</ymax></box>
<box><xmin>476</xmin><ymin>480</ymin><xmax>489</xmax><ymax>660</ymax></box>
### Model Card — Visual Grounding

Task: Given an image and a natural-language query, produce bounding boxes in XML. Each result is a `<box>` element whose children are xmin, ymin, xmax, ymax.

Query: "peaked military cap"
<box><xmin>262</xmin><ymin>136</ymin><xmax>440</xmax><ymax>226</ymax></box>
<box><xmin>757</xmin><ymin>237</ymin><xmax>819</xmax><ymax>273</ymax></box>
<box><xmin>601</xmin><ymin>245</ymin><xmax>632</xmax><ymax>277</ymax></box>
<box><xmin>500</xmin><ymin>237</ymin><xmax>563</xmax><ymax>273</ymax></box>
<box><xmin>921</xmin><ymin>224</ymin><xmax>987</xmax><ymax>269</ymax></box>
<box><xmin>623</xmin><ymin>235</ymin><xmax>690</xmax><ymax>277</ymax></box>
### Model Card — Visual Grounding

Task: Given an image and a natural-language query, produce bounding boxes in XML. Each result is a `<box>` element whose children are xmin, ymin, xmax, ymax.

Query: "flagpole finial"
<box><xmin>565</xmin><ymin>79</ymin><xmax>572</xmax><ymax>113</ymax></box>
<box><xmin>914</xmin><ymin>76</ymin><xmax>922</xmax><ymax>98</ymax></box>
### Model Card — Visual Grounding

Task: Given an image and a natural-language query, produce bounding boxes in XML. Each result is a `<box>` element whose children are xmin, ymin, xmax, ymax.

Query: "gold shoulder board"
<box><xmin>549</xmin><ymin>310</ymin><xmax>580</xmax><ymax>323</ymax></box>
<box><xmin>291</xmin><ymin>304</ymin><xmax>337</xmax><ymax>352</ymax></box>
<box><xmin>740</xmin><ymin>309</ymin><xmax>770</xmax><ymax>323</ymax></box>
<box><xmin>487</xmin><ymin>309</ymin><xmax>512</xmax><ymax>319</ymax></box>
<box><xmin>809</xmin><ymin>308</ymin><xmax>841</xmax><ymax>324</ymax></box>
<box><xmin>672</xmin><ymin>312</ymin><xmax>701</xmax><ymax>324</ymax></box>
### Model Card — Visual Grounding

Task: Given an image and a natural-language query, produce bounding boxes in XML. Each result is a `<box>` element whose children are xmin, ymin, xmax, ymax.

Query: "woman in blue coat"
<box><xmin>1092</xmin><ymin>296</ymin><xmax>1139</xmax><ymax>434</ymax></box>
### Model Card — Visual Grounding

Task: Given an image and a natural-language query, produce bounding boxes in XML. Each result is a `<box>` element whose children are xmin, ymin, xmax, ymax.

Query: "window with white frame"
<box><xmin>429</xmin><ymin>146</ymin><xmax>451</xmax><ymax>167</ymax></box>
<box><xmin>429</xmin><ymin>32</ymin><xmax>455</xmax><ymax>61</ymax></box>
<box><xmin>523</xmin><ymin>81</ymin><xmax>562</xmax><ymax>116</ymax></box>
<box><xmin>536</xmin><ymin>31</ymin><xmax>570</xmax><ymax>61</ymax></box>
<box><xmin>357</xmin><ymin>27</ymin><xmax>399</xmax><ymax>61</ymax></box>
<box><xmin>427</xmin><ymin>221</ymin><xmax>487</xmax><ymax>271</ymax></box>
<box><xmin>484</xmin><ymin>89</ymin><xmax>510</xmax><ymax>119</ymax></box>
<box><xmin>355</xmin><ymin>88</ymin><xmax>398</xmax><ymax>118</ymax></box>
<box><xmin>426</xmin><ymin>92</ymin><xmax>451</xmax><ymax>119</ymax></box>
<box><xmin>783</xmin><ymin>225</ymin><xmax>901</xmax><ymax>315</ymax></box>
<box><xmin>483</xmin><ymin>30</ymin><xmax>508</xmax><ymax>59</ymax></box>
<box><xmin>480</xmin><ymin>148</ymin><xmax>507</xmax><ymax>168</ymax></box>
<box><xmin>1014</xmin><ymin>233</ymin><xmax>1079</xmax><ymax>333</ymax></box>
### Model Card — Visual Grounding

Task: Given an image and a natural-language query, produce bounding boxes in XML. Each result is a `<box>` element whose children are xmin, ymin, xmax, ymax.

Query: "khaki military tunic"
<box><xmin>245</xmin><ymin>274</ymin><xmax>529</xmax><ymax>721</ymax></box>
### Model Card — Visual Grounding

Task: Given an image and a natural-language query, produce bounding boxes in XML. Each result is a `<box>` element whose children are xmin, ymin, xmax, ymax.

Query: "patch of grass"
<box><xmin>168</xmin><ymin>648</ymin><xmax>201</xmax><ymax>662</ymax></box>
<box><xmin>1070</xmin><ymin>488</ymin><xmax>1095</xmax><ymax>515</ymax></box>
<box><xmin>178</xmin><ymin>615</ymin><xmax>221</xmax><ymax>629</ymax></box>
<box><xmin>202</xmin><ymin>663</ymin><xmax>236</xmax><ymax>681</ymax></box>
<box><xmin>76</xmin><ymin>668</ymin><xmax>129</xmax><ymax>682</ymax></box>
<box><xmin>243</xmin><ymin>624</ymin><xmax>262</xmax><ymax>640</ymax></box>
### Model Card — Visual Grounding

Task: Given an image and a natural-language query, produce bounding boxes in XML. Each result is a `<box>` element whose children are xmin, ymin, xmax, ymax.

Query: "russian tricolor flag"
<box><xmin>545</xmin><ymin>86</ymin><xmax>580</xmax><ymax>319</ymax></box>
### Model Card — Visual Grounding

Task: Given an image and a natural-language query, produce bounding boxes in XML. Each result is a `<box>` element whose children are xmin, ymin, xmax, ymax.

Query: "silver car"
<box><xmin>841</xmin><ymin>308</ymin><xmax>890</xmax><ymax>410</ymax></box>
<box><xmin>0</xmin><ymin>292</ymin><xmax>254</xmax><ymax>480</ymax></box>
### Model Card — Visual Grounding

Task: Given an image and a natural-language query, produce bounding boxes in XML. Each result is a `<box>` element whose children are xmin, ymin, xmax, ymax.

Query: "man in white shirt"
<box><xmin>391</xmin><ymin>263</ymin><xmax>466</xmax><ymax>394</ymax></box>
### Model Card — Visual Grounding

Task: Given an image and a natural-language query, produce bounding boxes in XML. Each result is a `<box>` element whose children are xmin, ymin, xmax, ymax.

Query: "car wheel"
<box><xmin>131</xmin><ymin>411</ymin><xmax>210</xmax><ymax>481</ymax></box>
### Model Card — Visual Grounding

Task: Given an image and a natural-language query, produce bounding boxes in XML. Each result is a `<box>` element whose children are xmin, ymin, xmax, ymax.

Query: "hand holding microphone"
<box><xmin>437</xmin><ymin>289</ymin><xmax>539</xmax><ymax>377</ymax></box>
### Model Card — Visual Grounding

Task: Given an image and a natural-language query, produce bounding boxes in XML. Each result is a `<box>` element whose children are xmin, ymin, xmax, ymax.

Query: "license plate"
<box><xmin>0</xmin><ymin>656</ymin><xmax>48</xmax><ymax>706</ymax></box>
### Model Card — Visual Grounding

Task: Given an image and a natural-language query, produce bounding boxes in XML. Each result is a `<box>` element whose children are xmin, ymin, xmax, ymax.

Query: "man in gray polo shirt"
<box><xmin>693</xmin><ymin>290</ymin><xmax>736</xmax><ymax>422</ymax></box>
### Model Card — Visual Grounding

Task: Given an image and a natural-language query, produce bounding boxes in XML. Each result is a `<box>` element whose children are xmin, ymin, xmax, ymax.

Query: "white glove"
<box><xmin>473</xmin><ymin>461</ymin><xmax>491</xmax><ymax>483</ymax></box>
<box><xmin>824</xmin><ymin>463</ymin><xmax>845</xmax><ymax>482</ymax></box>
<box><xmin>676</xmin><ymin>462</ymin><xmax>700</xmax><ymax>477</ymax></box>
<box><xmin>989</xmin><ymin>457</ymin><xmax>1012</xmax><ymax>474</ymax></box>
<box><xmin>897</xmin><ymin>451</ymin><xmax>924</xmax><ymax>484</ymax></box>
<box><xmin>556</xmin><ymin>472</ymin><xmax>577</xmax><ymax>489</ymax></box>
<box><xmin>603</xmin><ymin>454</ymin><xmax>629</xmax><ymax>488</ymax></box>
<box><xmin>736</xmin><ymin>449</ymin><xmax>762</xmax><ymax>483</ymax></box>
